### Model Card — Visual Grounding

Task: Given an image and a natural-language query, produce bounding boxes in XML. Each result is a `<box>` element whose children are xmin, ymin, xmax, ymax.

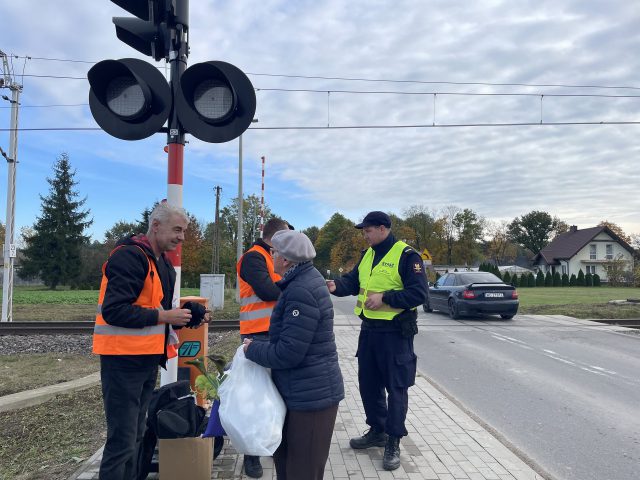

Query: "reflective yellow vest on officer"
<box><xmin>237</xmin><ymin>244</ymin><xmax>282</xmax><ymax>334</ymax></box>
<box><xmin>355</xmin><ymin>240</ymin><xmax>410</xmax><ymax>320</ymax></box>
<box><xmin>93</xmin><ymin>246</ymin><xmax>167</xmax><ymax>355</ymax></box>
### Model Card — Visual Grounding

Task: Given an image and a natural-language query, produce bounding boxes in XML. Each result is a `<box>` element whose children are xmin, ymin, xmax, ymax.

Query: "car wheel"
<box><xmin>448</xmin><ymin>299</ymin><xmax>460</xmax><ymax>320</ymax></box>
<box><xmin>422</xmin><ymin>300</ymin><xmax>433</xmax><ymax>313</ymax></box>
<box><xmin>500</xmin><ymin>314</ymin><xmax>514</xmax><ymax>320</ymax></box>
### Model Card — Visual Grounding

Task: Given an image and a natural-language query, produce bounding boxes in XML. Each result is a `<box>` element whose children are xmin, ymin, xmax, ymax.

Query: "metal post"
<box><xmin>1</xmin><ymin>86</ymin><xmax>20</xmax><ymax>323</ymax></box>
<box><xmin>212</xmin><ymin>186</ymin><xmax>221</xmax><ymax>274</ymax></box>
<box><xmin>236</xmin><ymin>134</ymin><xmax>243</xmax><ymax>302</ymax></box>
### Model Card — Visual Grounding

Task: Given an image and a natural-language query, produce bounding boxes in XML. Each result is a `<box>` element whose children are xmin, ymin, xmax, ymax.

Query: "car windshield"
<box><xmin>459</xmin><ymin>273</ymin><xmax>503</xmax><ymax>284</ymax></box>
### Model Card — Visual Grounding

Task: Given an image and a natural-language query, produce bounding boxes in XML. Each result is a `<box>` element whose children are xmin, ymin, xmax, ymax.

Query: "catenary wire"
<box><xmin>9</xmin><ymin>54</ymin><xmax>640</xmax><ymax>91</ymax></box>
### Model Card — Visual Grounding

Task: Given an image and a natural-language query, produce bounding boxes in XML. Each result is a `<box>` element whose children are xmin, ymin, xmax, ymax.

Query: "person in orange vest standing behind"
<box><xmin>236</xmin><ymin>217</ymin><xmax>290</xmax><ymax>478</ymax></box>
<box><xmin>93</xmin><ymin>203</ymin><xmax>193</xmax><ymax>480</ymax></box>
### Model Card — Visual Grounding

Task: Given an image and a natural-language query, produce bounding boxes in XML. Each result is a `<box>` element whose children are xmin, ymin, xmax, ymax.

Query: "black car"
<box><xmin>424</xmin><ymin>271</ymin><xmax>518</xmax><ymax>319</ymax></box>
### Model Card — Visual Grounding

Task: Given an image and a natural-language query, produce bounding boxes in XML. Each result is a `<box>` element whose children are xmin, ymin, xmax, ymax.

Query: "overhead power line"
<box><xmin>9</xmin><ymin>53</ymin><xmax>640</xmax><ymax>91</ymax></box>
<box><xmin>2</xmin><ymin>121</ymin><xmax>640</xmax><ymax>133</ymax></box>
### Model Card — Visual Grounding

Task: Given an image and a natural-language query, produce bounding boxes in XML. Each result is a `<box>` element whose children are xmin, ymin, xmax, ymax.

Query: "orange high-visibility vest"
<box><xmin>93</xmin><ymin>245</ymin><xmax>169</xmax><ymax>356</ymax></box>
<box><xmin>237</xmin><ymin>244</ymin><xmax>281</xmax><ymax>334</ymax></box>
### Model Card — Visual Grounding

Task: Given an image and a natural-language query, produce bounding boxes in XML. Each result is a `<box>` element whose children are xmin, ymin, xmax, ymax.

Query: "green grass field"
<box><xmin>517</xmin><ymin>286</ymin><xmax>640</xmax><ymax>306</ymax></box>
<box><xmin>1</xmin><ymin>285</ymin><xmax>638</xmax><ymax>320</ymax></box>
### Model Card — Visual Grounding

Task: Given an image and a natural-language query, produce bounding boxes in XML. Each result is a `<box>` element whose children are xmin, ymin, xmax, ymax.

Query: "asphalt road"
<box><xmin>330</xmin><ymin>295</ymin><xmax>640</xmax><ymax>480</ymax></box>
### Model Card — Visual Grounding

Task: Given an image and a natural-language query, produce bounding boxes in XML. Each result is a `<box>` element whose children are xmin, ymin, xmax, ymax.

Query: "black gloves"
<box><xmin>182</xmin><ymin>301</ymin><xmax>208</xmax><ymax>329</ymax></box>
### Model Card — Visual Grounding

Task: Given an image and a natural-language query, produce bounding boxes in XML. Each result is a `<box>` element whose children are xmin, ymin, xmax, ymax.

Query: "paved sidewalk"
<box><xmin>71</xmin><ymin>318</ymin><xmax>544</xmax><ymax>479</ymax></box>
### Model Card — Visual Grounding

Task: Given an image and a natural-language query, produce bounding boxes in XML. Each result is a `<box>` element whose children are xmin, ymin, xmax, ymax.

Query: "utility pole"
<box><xmin>1</xmin><ymin>50</ymin><xmax>22</xmax><ymax>323</ymax></box>
<box><xmin>212</xmin><ymin>186</ymin><xmax>221</xmax><ymax>274</ymax></box>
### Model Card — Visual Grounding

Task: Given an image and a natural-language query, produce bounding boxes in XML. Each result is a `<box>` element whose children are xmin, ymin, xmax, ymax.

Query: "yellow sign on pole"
<box><xmin>421</xmin><ymin>248</ymin><xmax>432</xmax><ymax>261</ymax></box>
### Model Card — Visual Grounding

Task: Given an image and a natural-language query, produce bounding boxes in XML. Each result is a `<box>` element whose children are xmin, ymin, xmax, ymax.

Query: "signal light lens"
<box><xmin>512</xmin><ymin>290</ymin><xmax>519</xmax><ymax>299</ymax></box>
<box><xmin>194</xmin><ymin>80</ymin><xmax>233</xmax><ymax>120</ymax></box>
<box><xmin>462</xmin><ymin>290</ymin><xmax>476</xmax><ymax>299</ymax></box>
<box><xmin>106</xmin><ymin>76</ymin><xmax>146</xmax><ymax>118</ymax></box>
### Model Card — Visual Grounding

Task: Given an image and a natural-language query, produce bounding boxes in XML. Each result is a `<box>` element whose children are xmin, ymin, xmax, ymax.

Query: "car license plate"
<box><xmin>485</xmin><ymin>292</ymin><xmax>504</xmax><ymax>298</ymax></box>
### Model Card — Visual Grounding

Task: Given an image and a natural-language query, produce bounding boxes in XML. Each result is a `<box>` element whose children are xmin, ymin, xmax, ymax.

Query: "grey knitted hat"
<box><xmin>271</xmin><ymin>230</ymin><xmax>316</xmax><ymax>262</ymax></box>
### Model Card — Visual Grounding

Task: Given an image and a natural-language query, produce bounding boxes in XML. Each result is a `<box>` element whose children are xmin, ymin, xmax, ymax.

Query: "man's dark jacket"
<box><xmin>239</xmin><ymin>238</ymin><xmax>281</xmax><ymax>302</ymax></box>
<box><xmin>245</xmin><ymin>262</ymin><xmax>345</xmax><ymax>411</ymax></box>
<box><xmin>101</xmin><ymin>234</ymin><xmax>176</xmax><ymax>366</ymax></box>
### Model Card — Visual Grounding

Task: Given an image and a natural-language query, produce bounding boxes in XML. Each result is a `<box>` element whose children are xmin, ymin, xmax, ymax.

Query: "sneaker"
<box><xmin>349</xmin><ymin>427</ymin><xmax>388</xmax><ymax>449</ymax></box>
<box><xmin>382</xmin><ymin>436</ymin><xmax>401</xmax><ymax>470</ymax></box>
<box><xmin>243</xmin><ymin>455</ymin><xmax>263</xmax><ymax>478</ymax></box>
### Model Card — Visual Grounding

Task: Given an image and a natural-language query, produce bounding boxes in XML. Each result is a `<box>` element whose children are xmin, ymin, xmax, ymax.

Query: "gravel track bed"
<box><xmin>0</xmin><ymin>332</ymin><xmax>232</xmax><ymax>355</ymax></box>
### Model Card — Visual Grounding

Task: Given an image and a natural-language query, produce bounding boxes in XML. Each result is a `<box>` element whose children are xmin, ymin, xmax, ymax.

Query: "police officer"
<box><xmin>327</xmin><ymin>211</ymin><xmax>427</xmax><ymax>471</ymax></box>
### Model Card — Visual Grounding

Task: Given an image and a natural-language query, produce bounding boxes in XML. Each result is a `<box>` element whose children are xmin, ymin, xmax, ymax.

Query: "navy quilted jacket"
<box><xmin>245</xmin><ymin>262</ymin><xmax>345</xmax><ymax>411</ymax></box>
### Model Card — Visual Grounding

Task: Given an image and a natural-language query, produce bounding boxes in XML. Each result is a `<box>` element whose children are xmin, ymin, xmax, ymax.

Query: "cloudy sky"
<box><xmin>1</xmin><ymin>0</ymin><xmax>639</xmax><ymax>242</ymax></box>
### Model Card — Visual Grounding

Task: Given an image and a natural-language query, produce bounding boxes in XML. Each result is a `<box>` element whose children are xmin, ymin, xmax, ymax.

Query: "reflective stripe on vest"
<box><xmin>236</xmin><ymin>244</ymin><xmax>281</xmax><ymax>334</ymax></box>
<box><xmin>92</xmin><ymin>245</ymin><xmax>167</xmax><ymax>355</ymax></box>
<box><xmin>355</xmin><ymin>241</ymin><xmax>408</xmax><ymax>320</ymax></box>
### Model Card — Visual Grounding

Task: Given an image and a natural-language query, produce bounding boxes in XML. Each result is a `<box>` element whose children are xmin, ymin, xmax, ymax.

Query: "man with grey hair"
<box><xmin>93</xmin><ymin>202</ymin><xmax>193</xmax><ymax>479</ymax></box>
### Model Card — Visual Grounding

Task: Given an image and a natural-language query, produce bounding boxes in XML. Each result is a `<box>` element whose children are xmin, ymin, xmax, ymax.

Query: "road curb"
<box><xmin>0</xmin><ymin>372</ymin><xmax>100</xmax><ymax>413</ymax></box>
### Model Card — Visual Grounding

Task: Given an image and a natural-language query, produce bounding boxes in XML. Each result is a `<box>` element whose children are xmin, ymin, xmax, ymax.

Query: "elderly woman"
<box><xmin>243</xmin><ymin>230</ymin><xmax>344</xmax><ymax>480</ymax></box>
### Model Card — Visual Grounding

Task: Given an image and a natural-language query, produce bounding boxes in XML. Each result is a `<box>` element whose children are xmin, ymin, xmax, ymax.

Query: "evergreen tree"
<box><xmin>569</xmin><ymin>273</ymin><xmax>577</xmax><ymax>286</ymax></box>
<box><xmin>502</xmin><ymin>271</ymin><xmax>511</xmax><ymax>284</ymax></box>
<box><xmin>511</xmin><ymin>274</ymin><xmax>519</xmax><ymax>287</ymax></box>
<box><xmin>536</xmin><ymin>270</ymin><xmax>545</xmax><ymax>286</ymax></box>
<box><xmin>528</xmin><ymin>272</ymin><xmax>536</xmax><ymax>287</ymax></box>
<box><xmin>593</xmin><ymin>273</ymin><xmax>601</xmax><ymax>286</ymax></box>
<box><xmin>585</xmin><ymin>272</ymin><xmax>593</xmax><ymax>287</ymax></box>
<box><xmin>544</xmin><ymin>271</ymin><xmax>553</xmax><ymax>287</ymax></box>
<box><xmin>577</xmin><ymin>269</ymin><xmax>585</xmax><ymax>286</ymax></box>
<box><xmin>553</xmin><ymin>271</ymin><xmax>561</xmax><ymax>287</ymax></box>
<box><xmin>561</xmin><ymin>273</ymin><xmax>569</xmax><ymax>286</ymax></box>
<box><xmin>21</xmin><ymin>153</ymin><xmax>93</xmax><ymax>289</ymax></box>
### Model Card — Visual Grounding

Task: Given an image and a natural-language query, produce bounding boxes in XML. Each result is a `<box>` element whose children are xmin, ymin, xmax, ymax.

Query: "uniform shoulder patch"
<box><xmin>413</xmin><ymin>262</ymin><xmax>423</xmax><ymax>274</ymax></box>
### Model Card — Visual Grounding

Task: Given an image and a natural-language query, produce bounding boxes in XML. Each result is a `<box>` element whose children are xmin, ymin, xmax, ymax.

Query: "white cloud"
<box><xmin>0</xmin><ymin>0</ymin><xmax>639</xmax><ymax>240</ymax></box>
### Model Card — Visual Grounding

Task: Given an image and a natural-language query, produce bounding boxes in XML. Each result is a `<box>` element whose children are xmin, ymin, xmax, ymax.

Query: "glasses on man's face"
<box><xmin>271</xmin><ymin>249</ymin><xmax>280</xmax><ymax>258</ymax></box>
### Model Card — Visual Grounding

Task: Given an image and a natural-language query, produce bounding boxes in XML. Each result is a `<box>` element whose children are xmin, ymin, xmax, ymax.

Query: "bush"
<box><xmin>536</xmin><ymin>270</ymin><xmax>545</xmax><ymax>287</ymax></box>
<box><xmin>569</xmin><ymin>273</ymin><xmax>577</xmax><ymax>286</ymax></box>
<box><xmin>502</xmin><ymin>271</ymin><xmax>511</xmax><ymax>284</ymax></box>
<box><xmin>528</xmin><ymin>272</ymin><xmax>536</xmax><ymax>287</ymax></box>
<box><xmin>577</xmin><ymin>269</ymin><xmax>585</xmax><ymax>286</ymax></box>
<box><xmin>593</xmin><ymin>273</ymin><xmax>601</xmax><ymax>286</ymax></box>
<box><xmin>553</xmin><ymin>271</ymin><xmax>561</xmax><ymax>287</ymax></box>
<box><xmin>511</xmin><ymin>275</ymin><xmax>519</xmax><ymax>287</ymax></box>
<box><xmin>516</xmin><ymin>275</ymin><xmax>525</xmax><ymax>287</ymax></box>
<box><xmin>585</xmin><ymin>272</ymin><xmax>593</xmax><ymax>287</ymax></box>
<box><xmin>561</xmin><ymin>273</ymin><xmax>569</xmax><ymax>286</ymax></box>
<box><xmin>544</xmin><ymin>271</ymin><xmax>553</xmax><ymax>287</ymax></box>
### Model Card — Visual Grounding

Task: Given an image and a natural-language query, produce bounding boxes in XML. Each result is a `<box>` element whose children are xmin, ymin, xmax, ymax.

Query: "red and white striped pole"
<box><xmin>260</xmin><ymin>155</ymin><xmax>265</xmax><ymax>235</ymax></box>
<box><xmin>160</xmin><ymin>30</ymin><xmax>188</xmax><ymax>385</ymax></box>
<box><xmin>160</xmin><ymin>144</ymin><xmax>184</xmax><ymax>385</ymax></box>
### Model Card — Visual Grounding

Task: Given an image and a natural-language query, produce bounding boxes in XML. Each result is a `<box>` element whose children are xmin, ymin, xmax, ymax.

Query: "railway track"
<box><xmin>0</xmin><ymin>320</ymin><xmax>240</xmax><ymax>335</ymax></box>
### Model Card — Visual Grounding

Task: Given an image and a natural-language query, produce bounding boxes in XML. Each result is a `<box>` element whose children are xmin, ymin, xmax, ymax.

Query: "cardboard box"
<box><xmin>159</xmin><ymin>437</ymin><xmax>213</xmax><ymax>480</ymax></box>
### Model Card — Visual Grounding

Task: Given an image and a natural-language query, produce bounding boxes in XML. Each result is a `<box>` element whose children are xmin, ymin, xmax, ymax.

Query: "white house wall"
<box><xmin>567</xmin><ymin>233</ymin><xmax>633</xmax><ymax>281</ymax></box>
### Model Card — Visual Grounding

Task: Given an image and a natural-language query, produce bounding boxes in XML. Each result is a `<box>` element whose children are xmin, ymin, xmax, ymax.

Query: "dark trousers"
<box><xmin>273</xmin><ymin>404</ymin><xmax>339</xmax><ymax>480</ymax></box>
<box><xmin>357</xmin><ymin>328</ymin><xmax>416</xmax><ymax>437</ymax></box>
<box><xmin>99</xmin><ymin>355</ymin><xmax>158</xmax><ymax>480</ymax></box>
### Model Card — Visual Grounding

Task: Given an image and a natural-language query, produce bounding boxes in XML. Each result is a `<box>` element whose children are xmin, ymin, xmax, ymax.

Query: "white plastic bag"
<box><xmin>218</xmin><ymin>345</ymin><xmax>286</xmax><ymax>456</ymax></box>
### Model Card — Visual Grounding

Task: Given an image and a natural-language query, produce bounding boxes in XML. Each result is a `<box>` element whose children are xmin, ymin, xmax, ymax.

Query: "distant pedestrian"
<box><xmin>93</xmin><ymin>203</ymin><xmax>192</xmax><ymax>480</ymax></box>
<box><xmin>327</xmin><ymin>211</ymin><xmax>427</xmax><ymax>471</ymax></box>
<box><xmin>244</xmin><ymin>230</ymin><xmax>344</xmax><ymax>480</ymax></box>
<box><xmin>236</xmin><ymin>217</ymin><xmax>290</xmax><ymax>478</ymax></box>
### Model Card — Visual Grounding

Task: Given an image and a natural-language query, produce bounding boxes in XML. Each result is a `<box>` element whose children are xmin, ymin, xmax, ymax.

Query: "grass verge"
<box><xmin>0</xmin><ymin>331</ymin><xmax>241</xmax><ymax>480</ymax></box>
<box><xmin>0</xmin><ymin>354</ymin><xmax>100</xmax><ymax>397</ymax></box>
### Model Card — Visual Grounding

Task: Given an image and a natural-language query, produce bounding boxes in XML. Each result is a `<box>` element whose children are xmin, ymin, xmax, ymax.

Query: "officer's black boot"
<box><xmin>243</xmin><ymin>455</ymin><xmax>263</xmax><ymax>478</ymax></box>
<box><xmin>349</xmin><ymin>427</ymin><xmax>388</xmax><ymax>449</ymax></box>
<box><xmin>382</xmin><ymin>435</ymin><xmax>401</xmax><ymax>471</ymax></box>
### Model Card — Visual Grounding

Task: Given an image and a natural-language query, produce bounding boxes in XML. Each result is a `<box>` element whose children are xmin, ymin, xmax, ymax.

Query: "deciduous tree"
<box><xmin>507</xmin><ymin>211</ymin><xmax>565</xmax><ymax>254</ymax></box>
